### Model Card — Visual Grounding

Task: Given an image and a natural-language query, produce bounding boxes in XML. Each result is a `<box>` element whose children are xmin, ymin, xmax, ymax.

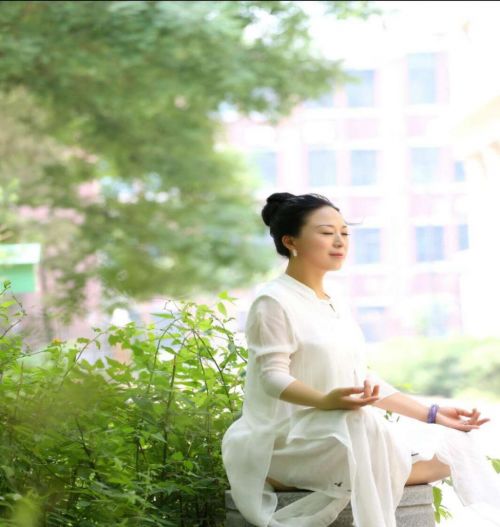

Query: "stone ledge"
<box><xmin>225</xmin><ymin>484</ymin><xmax>435</xmax><ymax>527</ymax></box>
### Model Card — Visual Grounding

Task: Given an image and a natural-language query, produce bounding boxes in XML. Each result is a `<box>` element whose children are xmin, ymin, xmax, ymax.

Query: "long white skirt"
<box><xmin>266</xmin><ymin>407</ymin><xmax>500</xmax><ymax>527</ymax></box>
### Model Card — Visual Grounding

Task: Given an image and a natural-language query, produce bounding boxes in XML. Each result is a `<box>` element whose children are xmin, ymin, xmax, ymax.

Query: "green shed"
<box><xmin>0</xmin><ymin>243</ymin><xmax>41</xmax><ymax>293</ymax></box>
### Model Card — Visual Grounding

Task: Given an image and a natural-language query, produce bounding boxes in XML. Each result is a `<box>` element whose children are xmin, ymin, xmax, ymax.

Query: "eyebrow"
<box><xmin>315</xmin><ymin>224</ymin><xmax>349</xmax><ymax>229</ymax></box>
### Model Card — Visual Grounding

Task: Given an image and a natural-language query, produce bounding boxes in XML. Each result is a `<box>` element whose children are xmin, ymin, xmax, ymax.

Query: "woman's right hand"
<box><xmin>319</xmin><ymin>380</ymin><xmax>380</xmax><ymax>410</ymax></box>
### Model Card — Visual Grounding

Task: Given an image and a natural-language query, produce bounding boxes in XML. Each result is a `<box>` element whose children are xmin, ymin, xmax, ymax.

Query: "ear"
<box><xmin>281</xmin><ymin>234</ymin><xmax>295</xmax><ymax>252</ymax></box>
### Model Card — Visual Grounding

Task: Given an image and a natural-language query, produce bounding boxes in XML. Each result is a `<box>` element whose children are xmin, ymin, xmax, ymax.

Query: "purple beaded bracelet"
<box><xmin>427</xmin><ymin>404</ymin><xmax>439</xmax><ymax>424</ymax></box>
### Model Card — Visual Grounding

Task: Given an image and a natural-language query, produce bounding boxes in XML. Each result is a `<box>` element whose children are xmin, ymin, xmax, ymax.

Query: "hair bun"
<box><xmin>261</xmin><ymin>192</ymin><xmax>295</xmax><ymax>227</ymax></box>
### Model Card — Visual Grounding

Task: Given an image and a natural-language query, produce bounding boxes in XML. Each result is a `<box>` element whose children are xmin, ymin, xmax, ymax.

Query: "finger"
<box><xmin>461</xmin><ymin>424</ymin><xmax>480</xmax><ymax>432</ymax></box>
<box><xmin>470</xmin><ymin>410</ymin><xmax>482</xmax><ymax>422</ymax></box>
<box><xmin>364</xmin><ymin>380</ymin><xmax>371</xmax><ymax>398</ymax></box>
<box><xmin>371</xmin><ymin>384</ymin><xmax>380</xmax><ymax>397</ymax></box>
<box><xmin>361</xmin><ymin>397</ymin><xmax>380</xmax><ymax>406</ymax></box>
<box><xmin>352</xmin><ymin>391</ymin><xmax>379</xmax><ymax>402</ymax></box>
<box><xmin>349</xmin><ymin>396</ymin><xmax>380</xmax><ymax>407</ymax></box>
<box><xmin>341</xmin><ymin>386</ymin><xmax>365</xmax><ymax>395</ymax></box>
<box><xmin>345</xmin><ymin>396</ymin><xmax>373</xmax><ymax>406</ymax></box>
<box><xmin>457</xmin><ymin>408</ymin><xmax>473</xmax><ymax>417</ymax></box>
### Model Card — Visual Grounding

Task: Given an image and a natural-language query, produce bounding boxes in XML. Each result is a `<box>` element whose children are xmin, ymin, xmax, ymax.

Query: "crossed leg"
<box><xmin>405</xmin><ymin>455</ymin><xmax>451</xmax><ymax>486</ymax></box>
<box><xmin>266</xmin><ymin>476</ymin><xmax>300</xmax><ymax>491</ymax></box>
<box><xmin>266</xmin><ymin>455</ymin><xmax>451</xmax><ymax>491</ymax></box>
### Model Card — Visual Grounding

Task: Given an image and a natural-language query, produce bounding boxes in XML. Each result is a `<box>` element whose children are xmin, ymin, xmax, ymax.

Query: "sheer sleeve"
<box><xmin>245</xmin><ymin>295</ymin><xmax>298</xmax><ymax>398</ymax></box>
<box><xmin>257</xmin><ymin>352</ymin><xmax>296</xmax><ymax>398</ymax></box>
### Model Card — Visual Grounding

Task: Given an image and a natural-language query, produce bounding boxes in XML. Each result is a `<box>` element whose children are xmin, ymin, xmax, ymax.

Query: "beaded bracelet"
<box><xmin>427</xmin><ymin>403</ymin><xmax>440</xmax><ymax>424</ymax></box>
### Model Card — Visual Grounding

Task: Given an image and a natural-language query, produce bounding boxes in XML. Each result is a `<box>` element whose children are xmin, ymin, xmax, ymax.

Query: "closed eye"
<box><xmin>322</xmin><ymin>233</ymin><xmax>350</xmax><ymax>236</ymax></box>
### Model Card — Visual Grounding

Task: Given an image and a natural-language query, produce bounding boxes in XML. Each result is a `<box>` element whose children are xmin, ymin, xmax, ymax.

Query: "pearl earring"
<box><xmin>292</xmin><ymin>249</ymin><xmax>298</xmax><ymax>257</ymax></box>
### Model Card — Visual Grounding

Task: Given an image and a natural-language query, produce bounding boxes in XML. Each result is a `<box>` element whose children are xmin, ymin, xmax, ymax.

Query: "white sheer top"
<box><xmin>251</xmin><ymin>294</ymin><xmax>398</xmax><ymax>401</ymax></box>
<box><xmin>221</xmin><ymin>271</ymin><xmax>407</xmax><ymax>527</ymax></box>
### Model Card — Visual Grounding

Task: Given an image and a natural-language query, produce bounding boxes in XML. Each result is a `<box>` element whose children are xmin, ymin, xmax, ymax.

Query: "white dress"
<box><xmin>221</xmin><ymin>272</ymin><xmax>500</xmax><ymax>527</ymax></box>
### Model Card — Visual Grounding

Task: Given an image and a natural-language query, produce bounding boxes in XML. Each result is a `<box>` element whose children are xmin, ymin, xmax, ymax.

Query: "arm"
<box><xmin>255</xmin><ymin>313</ymin><xmax>489</xmax><ymax>430</ymax></box>
<box><xmin>279</xmin><ymin>378</ymin><xmax>331</xmax><ymax>409</ymax></box>
<box><xmin>372</xmin><ymin>391</ymin><xmax>429</xmax><ymax>422</ymax></box>
<box><xmin>280</xmin><ymin>377</ymin><xmax>380</xmax><ymax>410</ymax></box>
<box><xmin>362</xmin><ymin>367</ymin><xmax>429</xmax><ymax>420</ymax></box>
<box><xmin>257</xmin><ymin>351</ymin><xmax>380</xmax><ymax>410</ymax></box>
<box><xmin>257</xmin><ymin>350</ymin><xmax>331</xmax><ymax>407</ymax></box>
<box><xmin>372</xmin><ymin>388</ymin><xmax>488</xmax><ymax>431</ymax></box>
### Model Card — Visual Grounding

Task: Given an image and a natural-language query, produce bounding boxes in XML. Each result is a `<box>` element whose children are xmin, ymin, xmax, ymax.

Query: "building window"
<box><xmin>416</xmin><ymin>226</ymin><xmax>444</xmax><ymax>261</ymax></box>
<box><xmin>410</xmin><ymin>147</ymin><xmax>440</xmax><ymax>183</ymax></box>
<box><xmin>458</xmin><ymin>224</ymin><xmax>469</xmax><ymax>250</ymax></box>
<box><xmin>304</xmin><ymin>91</ymin><xmax>334</xmax><ymax>109</ymax></box>
<box><xmin>454</xmin><ymin>161</ymin><xmax>465</xmax><ymax>182</ymax></box>
<box><xmin>308</xmin><ymin>149</ymin><xmax>336</xmax><ymax>187</ymax></box>
<box><xmin>357</xmin><ymin>306</ymin><xmax>386</xmax><ymax>342</ymax></box>
<box><xmin>251</xmin><ymin>151</ymin><xmax>277</xmax><ymax>186</ymax></box>
<box><xmin>408</xmin><ymin>52</ymin><xmax>437</xmax><ymax>104</ymax></box>
<box><xmin>346</xmin><ymin>70</ymin><xmax>374</xmax><ymax>107</ymax></box>
<box><xmin>351</xmin><ymin>150</ymin><xmax>377</xmax><ymax>185</ymax></box>
<box><xmin>353</xmin><ymin>228</ymin><xmax>381</xmax><ymax>264</ymax></box>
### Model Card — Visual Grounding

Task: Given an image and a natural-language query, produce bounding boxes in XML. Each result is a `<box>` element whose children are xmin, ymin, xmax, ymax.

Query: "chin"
<box><xmin>322</xmin><ymin>262</ymin><xmax>342</xmax><ymax>271</ymax></box>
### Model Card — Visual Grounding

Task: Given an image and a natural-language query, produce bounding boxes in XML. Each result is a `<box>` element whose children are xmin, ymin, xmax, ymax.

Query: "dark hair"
<box><xmin>261</xmin><ymin>192</ymin><xmax>344</xmax><ymax>258</ymax></box>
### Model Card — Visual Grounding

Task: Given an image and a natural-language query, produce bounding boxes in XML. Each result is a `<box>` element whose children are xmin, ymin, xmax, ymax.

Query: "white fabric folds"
<box><xmin>221</xmin><ymin>271</ymin><xmax>500</xmax><ymax>526</ymax></box>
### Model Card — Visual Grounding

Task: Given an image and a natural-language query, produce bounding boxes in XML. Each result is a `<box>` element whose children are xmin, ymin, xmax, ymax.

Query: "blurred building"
<box><xmin>223</xmin><ymin>38</ymin><xmax>470</xmax><ymax>342</ymax></box>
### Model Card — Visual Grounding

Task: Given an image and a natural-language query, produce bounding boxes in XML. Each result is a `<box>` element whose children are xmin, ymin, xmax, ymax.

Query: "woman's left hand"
<box><xmin>437</xmin><ymin>406</ymin><xmax>490</xmax><ymax>431</ymax></box>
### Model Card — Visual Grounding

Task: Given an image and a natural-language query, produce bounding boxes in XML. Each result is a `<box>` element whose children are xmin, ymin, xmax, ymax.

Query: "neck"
<box><xmin>284</xmin><ymin>262</ymin><xmax>328</xmax><ymax>299</ymax></box>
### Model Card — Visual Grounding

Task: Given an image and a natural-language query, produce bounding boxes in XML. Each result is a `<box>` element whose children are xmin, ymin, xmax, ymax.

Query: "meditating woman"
<box><xmin>222</xmin><ymin>192</ymin><xmax>500</xmax><ymax>527</ymax></box>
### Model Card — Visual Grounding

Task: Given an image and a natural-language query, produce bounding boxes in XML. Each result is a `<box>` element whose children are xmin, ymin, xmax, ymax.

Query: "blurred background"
<box><xmin>1</xmin><ymin>2</ymin><xmax>500</xmax><ymax>523</ymax></box>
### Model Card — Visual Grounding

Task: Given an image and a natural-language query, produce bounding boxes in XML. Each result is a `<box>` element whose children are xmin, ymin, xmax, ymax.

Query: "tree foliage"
<box><xmin>0</xmin><ymin>1</ymin><xmax>376</xmax><ymax>321</ymax></box>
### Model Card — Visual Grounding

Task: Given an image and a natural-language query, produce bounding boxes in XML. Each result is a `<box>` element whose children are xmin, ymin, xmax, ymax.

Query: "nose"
<box><xmin>333</xmin><ymin>233</ymin><xmax>344</xmax><ymax>246</ymax></box>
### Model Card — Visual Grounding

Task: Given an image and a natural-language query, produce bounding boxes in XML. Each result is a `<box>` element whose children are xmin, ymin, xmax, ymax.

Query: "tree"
<box><xmin>0</xmin><ymin>1</ymin><xmax>378</xmax><ymax>322</ymax></box>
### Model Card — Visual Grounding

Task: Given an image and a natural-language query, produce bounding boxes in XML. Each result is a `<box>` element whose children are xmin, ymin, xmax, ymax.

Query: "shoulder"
<box><xmin>249</xmin><ymin>278</ymin><xmax>290</xmax><ymax>313</ymax></box>
<box><xmin>245</xmin><ymin>278</ymin><xmax>294</xmax><ymax>327</ymax></box>
<box><xmin>244</xmin><ymin>290</ymin><xmax>298</xmax><ymax>344</ymax></box>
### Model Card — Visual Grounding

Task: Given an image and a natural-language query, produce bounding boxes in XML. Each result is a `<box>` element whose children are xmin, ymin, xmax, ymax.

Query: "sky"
<box><xmin>306</xmin><ymin>0</ymin><xmax>500</xmax><ymax>66</ymax></box>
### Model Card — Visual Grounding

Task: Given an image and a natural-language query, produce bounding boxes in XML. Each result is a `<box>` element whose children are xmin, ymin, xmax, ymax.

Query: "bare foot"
<box><xmin>266</xmin><ymin>476</ymin><xmax>300</xmax><ymax>491</ymax></box>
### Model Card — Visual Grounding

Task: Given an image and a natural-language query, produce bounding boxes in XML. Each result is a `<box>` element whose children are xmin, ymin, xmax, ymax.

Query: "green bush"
<box><xmin>0</xmin><ymin>281</ymin><xmax>245</xmax><ymax>526</ymax></box>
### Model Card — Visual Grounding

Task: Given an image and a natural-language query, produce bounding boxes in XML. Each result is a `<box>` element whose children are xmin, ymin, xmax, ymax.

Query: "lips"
<box><xmin>329</xmin><ymin>253</ymin><xmax>344</xmax><ymax>257</ymax></box>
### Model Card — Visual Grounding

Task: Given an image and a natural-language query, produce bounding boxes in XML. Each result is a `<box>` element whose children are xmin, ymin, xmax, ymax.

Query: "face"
<box><xmin>283</xmin><ymin>206</ymin><xmax>350</xmax><ymax>271</ymax></box>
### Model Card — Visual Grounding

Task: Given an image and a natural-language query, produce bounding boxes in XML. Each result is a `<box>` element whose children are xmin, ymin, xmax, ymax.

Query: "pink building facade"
<box><xmin>224</xmin><ymin>50</ymin><xmax>469</xmax><ymax>342</ymax></box>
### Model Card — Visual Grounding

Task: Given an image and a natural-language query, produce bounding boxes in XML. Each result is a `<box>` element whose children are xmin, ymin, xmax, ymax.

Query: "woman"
<box><xmin>221</xmin><ymin>192</ymin><xmax>500</xmax><ymax>527</ymax></box>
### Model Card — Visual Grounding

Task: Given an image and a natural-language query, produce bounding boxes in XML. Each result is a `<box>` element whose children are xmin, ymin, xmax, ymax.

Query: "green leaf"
<box><xmin>488</xmin><ymin>456</ymin><xmax>500</xmax><ymax>473</ymax></box>
<box><xmin>171</xmin><ymin>451</ymin><xmax>184</xmax><ymax>461</ymax></box>
<box><xmin>183</xmin><ymin>459</ymin><xmax>194</xmax><ymax>470</ymax></box>
<box><xmin>150</xmin><ymin>432</ymin><xmax>166</xmax><ymax>443</ymax></box>
<box><xmin>433</xmin><ymin>486</ymin><xmax>442</xmax><ymax>508</ymax></box>
<box><xmin>216</xmin><ymin>302</ymin><xmax>227</xmax><ymax>316</ymax></box>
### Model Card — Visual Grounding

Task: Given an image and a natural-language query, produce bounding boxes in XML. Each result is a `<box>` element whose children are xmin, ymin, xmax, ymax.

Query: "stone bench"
<box><xmin>225</xmin><ymin>484</ymin><xmax>435</xmax><ymax>526</ymax></box>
